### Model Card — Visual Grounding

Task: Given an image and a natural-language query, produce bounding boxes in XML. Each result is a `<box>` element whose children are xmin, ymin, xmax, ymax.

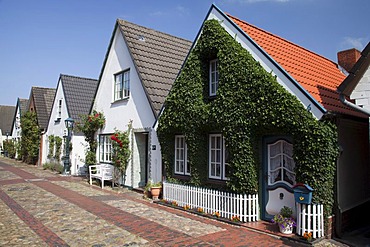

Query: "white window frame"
<box><xmin>174</xmin><ymin>135</ymin><xmax>190</xmax><ymax>175</ymax></box>
<box><xmin>57</xmin><ymin>99</ymin><xmax>62</xmax><ymax>119</ymax></box>
<box><xmin>209</xmin><ymin>134</ymin><xmax>229</xmax><ymax>180</ymax></box>
<box><xmin>267</xmin><ymin>140</ymin><xmax>296</xmax><ymax>186</ymax></box>
<box><xmin>209</xmin><ymin>59</ymin><xmax>219</xmax><ymax>96</ymax></box>
<box><xmin>114</xmin><ymin>69</ymin><xmax>130</xmax><ymax>101</ymax></box>
<box><xmin>99</xmin><ymin>135</ymin><xmax>112</xmax><ymax>163</ymax></box>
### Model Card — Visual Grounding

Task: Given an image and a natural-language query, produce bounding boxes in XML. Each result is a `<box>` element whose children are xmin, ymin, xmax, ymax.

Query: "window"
<box><xmin>174</xmin><ymin>135</ymin><xmax>190</xmax><ymax>175</ymax></box>
<box><xmin>58</xmin><ymin>99</ymin><xmax>62</xmax><ymax>119</ymax></box>
<box><xmin>114</xmin><ymin>70</ymin><xmax>130</xmax><ymax>101</ymax></box>
<box><xmin>99</xmin><ymin>135</ymin><xmax>112</xmax><ymax>163</ymax></box>
<box><xmin>209</xmin><ymin>59</ymin><xmax>219</xmax><ymax>96</ymax></box>
<box><xmin>267</xmin><ymin>140</ymin><xmax>296</xmax><ymax>186</ymax></box>
<box><xmin>209</xmin><ymin>134</ymin><xmax>229</xmax><ymax>180</ymax></box>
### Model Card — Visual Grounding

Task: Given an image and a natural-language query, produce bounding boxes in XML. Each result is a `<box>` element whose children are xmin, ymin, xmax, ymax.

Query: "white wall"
<box><xmin>350</xmin><ymin>66</ymin><xmax>370</xmax><ymax>111</ymax></box>
<box><xmin>11</xmin><ymin>104</ymin><xmax>21</xmax><ymax>140</ymax></box>
<box><xmin>94</xmin><ymin>28</ymin><xmax>161</xmax><ymax>186</ymax></box>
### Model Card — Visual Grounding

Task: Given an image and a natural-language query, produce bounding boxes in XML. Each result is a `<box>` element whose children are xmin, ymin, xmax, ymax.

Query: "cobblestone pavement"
<box><xmin>0</xmin><ymin>157</ymin><xmax>347</xmax><ymax>247</ymax></box>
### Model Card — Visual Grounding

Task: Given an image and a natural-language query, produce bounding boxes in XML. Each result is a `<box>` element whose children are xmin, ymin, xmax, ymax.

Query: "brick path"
<box><xmin>0</xmin><ymin>158</ymin><xmax>335</xmax><ymax>246</ymax></box>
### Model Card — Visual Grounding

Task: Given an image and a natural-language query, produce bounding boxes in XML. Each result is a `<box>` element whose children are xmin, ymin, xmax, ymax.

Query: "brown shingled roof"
<box><xmin>0</xmin><ymin>105</ymin><xmax>16</xmax><ymax>134</ymax></box>
<box><xmin>29</xmin><ymin>87</ymin><xmax>56</xmax><ymax>130</ymax></box>
<box><xmin>117</xmin><ymin>19</ymin><xmax>192</xmax><ymax>117</ymax></box>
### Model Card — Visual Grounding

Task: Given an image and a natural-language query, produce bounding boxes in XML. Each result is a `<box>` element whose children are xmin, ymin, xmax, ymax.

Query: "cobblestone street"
<box><xmin>0</xmin><ymin>157</ymin><xmax>345</xmax><ymax>246</ymax></box>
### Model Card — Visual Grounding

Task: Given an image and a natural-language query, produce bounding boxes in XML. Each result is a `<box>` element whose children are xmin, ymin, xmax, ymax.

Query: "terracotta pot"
<box><xmin>150</xmin><ymin>186</ymin><xmax>161</xmax><ymax>200</ymax></box>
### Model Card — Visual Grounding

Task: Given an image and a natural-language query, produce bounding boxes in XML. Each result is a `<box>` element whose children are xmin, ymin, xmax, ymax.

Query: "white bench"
<box><xmin>89</xmin><ymin>164</ymin><xmax>114</xmax><ymax>189</ymax></box>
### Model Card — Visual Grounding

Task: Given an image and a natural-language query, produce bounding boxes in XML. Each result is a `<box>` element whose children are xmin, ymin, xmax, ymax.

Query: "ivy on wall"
<box><xmin>158</xmin><ymin>19</ymin><xmax>338</xmax><ymax>221</ymax></box>
<box><xmin>20</xmin><ymin>111</ymin><xmax>40</xmax><ymax>165</ymax></box>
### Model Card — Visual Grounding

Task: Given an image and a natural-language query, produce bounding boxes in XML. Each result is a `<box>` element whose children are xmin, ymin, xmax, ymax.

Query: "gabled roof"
<box><xmin>29</xmin><ymin>87</ymin><xmax>56</xmax><ymax>130</ymax></box>
<box><xmin>10</xmin><ymin>98</ymin><xmax>29</xmax><ymax>135</ymax></box>
<box><xmin>60</xmin><ymin>74</ymin><xmax>98</xmax><ymax>122</ymax></box>
<box><xmin>0</xmin><ymin>105</ymin><xmax>16</xmax><ymax>134</ymax></box>
<box><xmin>19</xmin><ymin>98</ymin><xmax>29</xmax><ymax>116</ymax></box>
<box><xmin>116</xmin><ymin>19</ymin><xmax>192</xmax><ymax>117</ymax></box>
<box><xmin>338</xmin><ymin>42</ymin><xmax>370</xmax><ymax>96</ymax></box>
<box><xmin>227</xmin><ymin>14</ymin><xmax>365</xmax><ymax>118</ymax></box>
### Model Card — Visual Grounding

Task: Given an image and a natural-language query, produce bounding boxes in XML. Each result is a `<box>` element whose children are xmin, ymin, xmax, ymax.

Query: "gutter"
<box><xmin>339</xmin><ymin>93</ymin><xmax>370</xmax><ymax>116</ymax></box>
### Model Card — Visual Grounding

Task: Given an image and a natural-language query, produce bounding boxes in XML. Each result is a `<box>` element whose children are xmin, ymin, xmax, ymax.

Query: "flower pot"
<box><xmin>279</xmin><ymin>224</ymin><xmax>293</xmax><ymax>234</ymax></box>
<box><xmin>150</xmin><ymin>186</ymin><xmax>161</xmax><ymax>201</ymax></box>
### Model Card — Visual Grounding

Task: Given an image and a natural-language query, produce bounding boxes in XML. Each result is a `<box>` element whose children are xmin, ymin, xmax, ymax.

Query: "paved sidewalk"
<box><xmin>0</xmin><ymin>157</ymin><xmax>343</xmax><ymax>246</ymax></box>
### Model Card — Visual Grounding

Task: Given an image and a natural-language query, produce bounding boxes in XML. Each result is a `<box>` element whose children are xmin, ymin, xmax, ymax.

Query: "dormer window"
<box><xmin>209</xmin><ymin>59</ymin><xmax>219</xmax><ymax>96</ymax></box>
<box><xmin>114</xmin><ymin>69</ymin><xmax>130</xmax><ymax>101</ymax></box>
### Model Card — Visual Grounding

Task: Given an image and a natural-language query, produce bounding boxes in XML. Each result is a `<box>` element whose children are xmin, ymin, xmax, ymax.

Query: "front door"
<box><xmin>262</xmin><ymin>137</ymin><xmax>296</xmax><ymax>220</ymax></box>
<box><xmin>133</xmin><ymin>132</ymin><xmax>148</xmax><ymax>188</ymax></box>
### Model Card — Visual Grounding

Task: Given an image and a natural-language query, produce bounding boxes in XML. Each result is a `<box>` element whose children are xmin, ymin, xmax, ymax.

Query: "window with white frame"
<box><xmin>99</xmin><ymin>135</ymin><xmax>112</xmax><ymax>163</ymax></box>
<box><xmin>267</xmin><ymin>140</ymin><xmax>296</xmax><ymax>186</ymax></box>
<box><xmin>174</xmin><ymin>135</ymin><xmax>190</xmax><ymax>175</ymax></box>
<box><xmin>114</xmin><ymin>69</ymin><xmax>130</xmax><ymax>101</ymax></box>
<box><xmin>209</xmin><ymin>59</ymin><xmax>219</xmax><ymax>96</ymax></box>
<box><xmin>209</xmin><ymin>134</ymin><xmax>229</xmax><ymax>180</ymax></box>
<box><xmin>58</xmin><ymin>99</ymin><xmax>62</xmax><ymax>119</ymax></box>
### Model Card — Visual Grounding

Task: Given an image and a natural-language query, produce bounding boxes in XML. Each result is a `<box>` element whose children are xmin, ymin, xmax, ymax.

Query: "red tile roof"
<box><xmin>228</xmin><ymin>14</ymin><xmax>366</xmax><ymax>118</ymax></box>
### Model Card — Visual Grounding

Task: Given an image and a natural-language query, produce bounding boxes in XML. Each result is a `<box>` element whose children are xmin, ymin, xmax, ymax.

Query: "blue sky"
<box><xmin>0</xmin><ymin>0</ymin><xmax>368</xmax><ymax>106</ymax></box>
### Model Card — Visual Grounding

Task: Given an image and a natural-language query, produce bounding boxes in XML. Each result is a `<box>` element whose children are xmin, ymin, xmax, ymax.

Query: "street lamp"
<box><xmin>63</xmin><ymin>117</ymin><xmax>74</xmax><ymax>175</ymax></box>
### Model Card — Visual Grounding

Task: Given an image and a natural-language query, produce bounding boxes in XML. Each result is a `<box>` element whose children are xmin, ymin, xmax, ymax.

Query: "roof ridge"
<box><xmin>60</xmin><ymin>73</ymin><xmax>98</xmax><ymax>82</ymax></box>
<box><xmin>117</xmin><ymin>18</ymin><xmax>191</xmax><ymax>43</ymax></box>
<box><xmin>227</xmin><ymin>13</ymin><xmax>339</xmax><ymax>67</ymax></box>
<box><xmin>32</xmin><ymin>86</ymin><xmax>55</xmax><ymax>90</ymax></box>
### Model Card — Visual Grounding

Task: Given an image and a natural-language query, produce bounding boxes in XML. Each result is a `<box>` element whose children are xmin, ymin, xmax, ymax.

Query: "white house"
<box><xmin>92</xmin><ymin>19</ymin><xmax>191</xmax><ymax>188</ymax></box>
<box><xmin>10</xmin><ymin>98</ymin><xmax>28</xmax><ymax>158</ymax></box>
<box><xmin>44</xmin><ymin>74</ymin><xmax>98</xmax><ymax>175</ymax></box>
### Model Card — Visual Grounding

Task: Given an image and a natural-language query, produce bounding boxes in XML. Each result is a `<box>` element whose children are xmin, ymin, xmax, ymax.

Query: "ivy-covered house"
<box><xmin>92</xmin><ymin>19</ymin><xmax>191</xmax><ymax>188</ymax></box>
<box><xmin>43</xmin><ymin>74</ymin><xmax>98</xmax><ymax>175</ymax></box>
<box><xmin>158</xmin><ymin>4</ymin><xmax>370</xmax><ymax>236</ymax></box>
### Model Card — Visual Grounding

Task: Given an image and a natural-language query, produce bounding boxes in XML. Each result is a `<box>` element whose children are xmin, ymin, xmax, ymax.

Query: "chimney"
<box><xmin>337</xmin><ymin>48</ymin><xmax>361</xmax><ymax>72</ymax></box>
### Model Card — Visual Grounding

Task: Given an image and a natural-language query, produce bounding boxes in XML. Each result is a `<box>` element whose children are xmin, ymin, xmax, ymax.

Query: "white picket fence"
<box><xmin>162</xmin><ymin>181</ymin><xmax>259</xmax><ymax>222</ymax></box>
<box><xmin>296</xmin><ymin>203</ymin><xmax>324</xmax><ymax>238</ymax></box>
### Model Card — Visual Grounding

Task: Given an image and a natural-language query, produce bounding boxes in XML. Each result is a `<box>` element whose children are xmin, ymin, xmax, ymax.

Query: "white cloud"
<box><xmin>341</xmin><ymin>37</ymin><xmax>366</xmax><ymax>51</ymax></box>
<box><xmin>149</xmin><ymin>11</ymin><xmax>164</xmax><ymax>17</ymax></box>
<box><xmin>175</xmin><ymin>5</ymin><xmax>190</xmax><ymax>16</ymax></box>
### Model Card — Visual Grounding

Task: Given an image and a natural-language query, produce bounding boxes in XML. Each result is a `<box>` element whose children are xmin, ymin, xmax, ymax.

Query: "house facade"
<box><xmin>158</xmin><ymin>4</ymin><xmax>369</xmax><ymax>236</ymax></box>
<box><xmin>44</xmin><ymin>74</ymin><xmax>98</xmax><ymax>175</ymax></box>
<box><xmin>10</xmin><ymin>98</ymin><xmax>28</xmax><ymax>158</ymax></box>
<box><xmin>28</xmin><ymin>86</ymin><xmax>56</xmax><ymax>166</ymax></box>
<box><xmin>337</xmin><ymin>42</ymin><xmax>370</xmax><ymax>233</ymax></box>
<box><xmin>92</xmin><ymin>19</ymin><xmax>191</xmax><ymax>188</ymax></box>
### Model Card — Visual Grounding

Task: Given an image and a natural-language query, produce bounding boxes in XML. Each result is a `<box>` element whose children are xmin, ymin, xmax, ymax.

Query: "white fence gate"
<box><xmin>162</xmin><ymin>181</ymin><xmax>259</xmax><ymax>222</ymax></box>
<box><xmin>296</xmin><ymin>203</ymin><xmax>324</xmax><ymax>238</ymax></box>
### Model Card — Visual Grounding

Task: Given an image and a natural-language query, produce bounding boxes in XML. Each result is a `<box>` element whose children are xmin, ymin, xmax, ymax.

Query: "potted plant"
<box><xmin>144</xmin><ymin>180</ymin><xmax>162</xmax><ymax>200</ymax></box>
<box><xmin>272</xmin><ymin>206</ymin><xmax>296</xmax><ymax>234</ymax></box>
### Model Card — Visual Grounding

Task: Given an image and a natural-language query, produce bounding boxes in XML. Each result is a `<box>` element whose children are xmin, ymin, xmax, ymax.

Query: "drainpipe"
<box><xmin>339</xmin><ymin>93</ymin><xmax>370</xmax><ymax>116</ymax></box>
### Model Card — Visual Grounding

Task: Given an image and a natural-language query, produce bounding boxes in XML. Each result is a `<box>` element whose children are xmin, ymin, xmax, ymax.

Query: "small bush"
<box><xmin>43</xmin><ymin>162</ymin><xmax>63</xmax><ymax>173</ymax></box>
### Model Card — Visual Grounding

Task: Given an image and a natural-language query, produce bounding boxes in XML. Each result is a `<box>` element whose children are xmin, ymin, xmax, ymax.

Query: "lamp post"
<box><xmin>63</xmin><ymin>117</ymin><xmax>74</xmax><ymax>175</ymax></box>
